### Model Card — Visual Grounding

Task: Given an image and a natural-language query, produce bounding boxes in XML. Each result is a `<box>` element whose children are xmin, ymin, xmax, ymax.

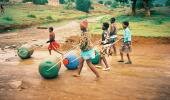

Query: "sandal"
<box><xmin>118</xmin><ymin>60</ymin><xmax>124</xmax><ymax>62</ymax></box>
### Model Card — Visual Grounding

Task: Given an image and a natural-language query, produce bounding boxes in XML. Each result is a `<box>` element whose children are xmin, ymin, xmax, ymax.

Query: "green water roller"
<box><xmin>39</xmin><ymin>56</ymin><xmax>61</xmax><ymax>79</ymax></box>
<box><xmin>91</xmin><ymin>50</ymin><xmax>100</xmax><ymax>65</ymax></box>
<box><xmin>17</xmin><ymin>44</ymin><xmax>34</xmax><ymax>59</ymax></box>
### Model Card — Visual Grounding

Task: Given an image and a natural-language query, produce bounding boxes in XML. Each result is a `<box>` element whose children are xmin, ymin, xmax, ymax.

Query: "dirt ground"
<box><xmin>0</xmin><ymin>20</ymin><xmax>170</xmax><ymax>100</ymax></box>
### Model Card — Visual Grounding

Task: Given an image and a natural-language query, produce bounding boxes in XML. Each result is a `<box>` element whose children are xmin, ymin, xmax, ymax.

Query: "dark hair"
<box><xmin>49</xmin><ymin>27</ymin><xmax>53</xmax><ymax>31</ymax></box>
<box><xmin>110</xmin><ymin>17</ymin><xmax>116</xmax><ymax>23</ymax></box>
<box><xmin>103</xmin><ymin>22</ymin><xmax>109</xmax><ymax>30</ymax></box>
<box><xmin>123</xmin><ymin>21</ymin><xmax>129</xmax><ymax>26</ymax></box>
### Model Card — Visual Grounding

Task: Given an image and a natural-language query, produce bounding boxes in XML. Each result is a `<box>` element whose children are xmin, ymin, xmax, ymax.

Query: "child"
<box><xmin>118</xmin><ymin>21</ymin><xmax>132</xmax><ymax>64</ymax></box>
<box><xmin>73</xmin><ymin>20</ymin><xmax>100</xmax><ymax>78</ymax></box>
<box><xmin>101</xmin><ymin>22</ymin><xmax>110</xmax><ymax>45</ymax></box>
<box><xmin>101</xmin><ymin>22</ymin><xmax>111</xmax><ymax>56</ymax></box>
<box><xmin>108</xmin><ymin>17</ymin><xmax>117</xmax><ymax>55</ymax></box>
<box><xmin>47</xmin><ymin>27</ymin><xmax>63</xmax><ymax>55</ymax></box>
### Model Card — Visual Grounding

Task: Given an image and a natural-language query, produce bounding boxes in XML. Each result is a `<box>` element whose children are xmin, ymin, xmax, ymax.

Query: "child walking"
<box><xmin>108</xmin><ymin>17</ymin><xmax>117</xmax><ymax>55</ymax></box>
<box><xmin>73</xmin><ymin>20</ymin><xmax>100</xmax><ymax>78</ymax></box>
<box><xmin>47</xmin><ymin>27</ymin><xmax>63</xmax><ymax>55</ymax></box>
<box><xmin>118</xmin><ymin>21</ymin><xmax>132</xmax><ymax>64</ymax></box>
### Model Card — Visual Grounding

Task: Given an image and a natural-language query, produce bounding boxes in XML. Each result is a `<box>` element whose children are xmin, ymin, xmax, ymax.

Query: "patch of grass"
<box><xmin>3</xmin><ymin>16</ymin><xmax>13</xmax><ymax>21</ymax></box>
<box><xmin>27</xmin><ymin>14</ymin><xmax>36</xmax><ymax>18</ymax></box>
<box><xmin>78</xmin><ymin>15</ymin><xmax>88</xmax><ymax>20</ymax></box>
<box><xmin>46</xmin><ymin>16</ymin><xmax>53</xmax><ymax>20</ymax></box>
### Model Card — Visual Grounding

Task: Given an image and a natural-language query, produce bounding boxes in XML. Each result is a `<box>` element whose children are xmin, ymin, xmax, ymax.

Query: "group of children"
<box><xmin>46</xmin><ymin>17</ymin><xmax>132</xmax><ymax>79</ymax></box>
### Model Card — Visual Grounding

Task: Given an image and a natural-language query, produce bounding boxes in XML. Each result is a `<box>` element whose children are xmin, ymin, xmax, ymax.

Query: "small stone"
<box><xmin>4</xmin><ymin>46</ymin><xmax>10</xmax><ymax>49</ymax></box>
<box><xmin>9</xmin><ymin>80</ymin><xmax>22</xmax><ymax>89</ymax></box>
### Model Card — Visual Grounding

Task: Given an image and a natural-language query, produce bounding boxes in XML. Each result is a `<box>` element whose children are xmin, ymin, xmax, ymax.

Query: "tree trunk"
<box><xmin>143</xmin><ymin>0</ymin><xmax>150</xmax><ymax>16</ymax></box>
<box><xmin>131</xmin><ymin>0</ymin><xmax>137</xmax><ymax>16</ymax></box>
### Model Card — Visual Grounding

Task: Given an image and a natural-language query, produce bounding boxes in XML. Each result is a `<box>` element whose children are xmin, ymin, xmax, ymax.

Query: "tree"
<box><xmin>75</xmin><ymin>0</ymin><xmax>91</xmax><ymax>13</ymax></box>
<box><xmin>131</xmin><ymin>0</ymin><xmax>153</xmax><ymax>16</ymax></box>
<box><xmin>166</xmin><ymin>0</ymin><xmax>170</xmax><ymax>6</ymax></box>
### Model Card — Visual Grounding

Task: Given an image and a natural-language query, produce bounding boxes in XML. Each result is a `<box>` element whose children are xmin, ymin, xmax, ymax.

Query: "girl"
<box><xmin>73</xmin><ymin>20</ymin><xmax>100</xmax><ymax>78</ymax></box>
<box><xmin>118</xmin><ymin>21</ymin><xmax>132</xmax><ymax>64</ymax></box>
<box><xmin>47</xmin><ymin>27</ymin><xmax>63</xmax><ymax>55</ymax></box>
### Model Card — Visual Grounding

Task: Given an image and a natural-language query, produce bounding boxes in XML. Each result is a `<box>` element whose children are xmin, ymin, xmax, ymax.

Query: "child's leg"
<box><xmin>54</xmin><ymin>49</ymin><xmax>63</xmax><ymax>55</ymax></box>
<box><xmin>113</xmin><ymin>45</ymin><xmax>117</xmax><ymax>55</ymax></box>
<box><xmin>126</xmin><ymin>53</ymin><xmax>132</xmax><ymax>63</ymax></box>
<box><xmin>86</xmin><ymin>59</ymin><xmax>100</xmax><ymax>78</ymax></box>
<box><xmin>73</xmin><ymin>58</ymin><xmax>84</xmax><ymax>77</ymax></box>
<box><xmin>118</xmin><ymin>52</ymin><xmax>124</xmax><ymax>62</ymax></box>
<box><xmin>49</xmin><ymin>50</ymin><xmax>52</xmax><ymax>55</ymax></box>
<box><xmin>101</xmin><ymin>57</ymin><xmax>109</xmax><ymax>69</ymax></box>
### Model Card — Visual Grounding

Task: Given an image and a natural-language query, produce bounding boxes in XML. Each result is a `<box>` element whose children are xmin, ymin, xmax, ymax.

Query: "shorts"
<box><xmin>120</xmin><ymin>42</ymin><xmax>132</xmax><ymax>53</ymax></box>
<box><xmin>48</xmin><ymin>41</ymin><xmax>60</xmax><ymax>50</ymax></box>
<box><xmin>81</xmin><ymin>49</ymin><xmax>95</xmax><ymax>60</ymax></box>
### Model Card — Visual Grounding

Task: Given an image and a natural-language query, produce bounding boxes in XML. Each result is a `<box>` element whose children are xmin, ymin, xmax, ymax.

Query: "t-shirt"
<box><xmin>123</xmin><ymin>27</ymin><xmax>131</xmax><ymax>43</ymax></box>
<box><xmin>102</xmin><ymin>30</ymin><xmax>109</xmax><ymax>41</ymax></box>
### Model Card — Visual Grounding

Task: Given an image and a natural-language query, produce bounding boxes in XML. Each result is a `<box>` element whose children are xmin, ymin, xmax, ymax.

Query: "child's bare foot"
<box><xmin>102</xmin><ymin>67</ymin><xmax>110</xmax><ymax>71</ymax></box>
<box><xmin>94</xmin><ymin>76</ymin><xmax>100</xmax><ymax>81</ymax></box>
<box><xmin>95</xmin><ymin>65</ymin><xmax>102</xmax><ymax>69</ymax></box>
<box><xmin>73</xmin><ymin>74</ymin><xmax>80</xmax><ymax>77</ymax></box>
<box><xmin>125</xmin><ymin>61</ymin><xmax>132</xmax><ymax>64</ymax></box>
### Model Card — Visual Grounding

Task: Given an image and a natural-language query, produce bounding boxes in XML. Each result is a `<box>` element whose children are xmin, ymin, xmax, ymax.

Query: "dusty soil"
<box><xmin>0</xmin><ymin>19</ymin><xmax>170</xmax><ymax>100</ymax></box>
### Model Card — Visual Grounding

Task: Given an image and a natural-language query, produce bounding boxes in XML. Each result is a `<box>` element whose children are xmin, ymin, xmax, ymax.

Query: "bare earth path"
<box><xmin>0</xmin><ymin>19</ymin><xmax>170</xmax><ymax>100</ymax></box>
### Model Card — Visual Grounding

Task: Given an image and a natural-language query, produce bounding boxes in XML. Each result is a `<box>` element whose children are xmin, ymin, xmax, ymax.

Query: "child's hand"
<box><xmin>46</xmin><ymin>40</ymin><xmax>50</xmax><ymax>43</ymax></box>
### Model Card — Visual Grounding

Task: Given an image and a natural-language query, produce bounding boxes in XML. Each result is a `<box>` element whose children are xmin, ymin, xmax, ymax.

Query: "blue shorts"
<box><xmin>81</xmin><ymin>49</ymin><xmax>95</xmax><ymax>60</ymax></box>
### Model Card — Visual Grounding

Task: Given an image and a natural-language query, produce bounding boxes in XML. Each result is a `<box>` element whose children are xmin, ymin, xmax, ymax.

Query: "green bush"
<box><xmin>27</xmin><ymin>14</ymin><xmax>36</xmax><ymax>18</ymax></box>
<box><xmin>3</xmin><ymin>16</ymin><xmax>13</xmax><ymax>21</ymax></box>
<box><xmin>0</xmin><ymin>0</ymin><xmax>9</xmax><ymax>2</ymax></box>
<box><xmin>111</xmin><ymin>1</ymin><xmax>118</xmax><ymax>8</ymax></box>
<box><xmin>22</xmin><ymin>0</ymin><xmax>32</xmax><ymax>3</ymax></box>
<box><xmin>75</xmin><ymin>0</ymin><xmax>91</xmax><ymax>13</ymax></box>
<box><xmin>33</xmin><ymin>0</ymin><xmax>48</xmax><ymax>5</ymax></box>
<box><xmin>166</xmin><ymin>0</ymin><xmax>170</xmax><ymax>6</ymax></box>
<box><xmin>98</xmin><ymin>1</ymin><xmax>103</xmax><ymax>4</ymax></box>
<box><xmin>59</xmin><ymin>0</ymin><xmax>65</xmax><ymax>4</ymax></box>
<box><xmin>104</xmin><ymin>0</ymin><xmax>112</xmax><ymax>6</ymax></box>
<box><xmin>64</xmin><ymin>1</ymin><xmax>74</xmax><ymax>9</ymax></box>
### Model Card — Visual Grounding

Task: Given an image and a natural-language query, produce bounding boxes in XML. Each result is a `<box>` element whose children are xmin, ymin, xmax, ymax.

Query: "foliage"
<box><xmin>166</xmin><ymin>0</ymin><xmax>170</xmax><ymax>6</ymax></box>
<box><xmin>22</xmin><ymin>0</ymin><xmax>32</xmax><ymax>3</ymax></box>
<box><xmin>33</xmin><ymin>0</ymin><xmax>48</xmax><ymax>5</ymax></box>
<box><xmin>59</xmin><ymin>0</ymin><xmax>65</xmax><ymax>4</ymax></box>
<box><xmin>98</xmin><ymin>0</ymin><xmax>103</xmax><ymax>4</ymax></box>
<box><xmin>75</xmin><ymin>0</ymin><xmax>91</xmax><ymax>13</ymax></box>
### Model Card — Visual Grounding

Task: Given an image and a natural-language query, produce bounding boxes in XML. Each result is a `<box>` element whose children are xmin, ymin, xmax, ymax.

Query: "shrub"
<box><xmin>75</xmin><ymin>0</ymin><xmax>91</xmax><ymax>13</ymax></box>
<box><xmin>166</xmin><ymin>0</ymin><xmax>170</xmax><ymax>6</ymax></box>
<box><xmin>104</xmin><ymin>0</ymin><xmax>112</xmax><ymax>6</ymax></box>
<box><xmin>27</xmin><ymin>14</ymin><xmax>36</xmax><ymax>18</ymax></box>
<box><xmin>59</xmin><ymin>0</ymin><xmax>65</xmax><ymax>4</ymax></box>
<box><xmin>98</xmin><ymin>1</ymin><xmax>103</xmax><ymax>4</ymax></box>
<box><xmin>22</xmin><ymin>0</ymin><xmax>32</xmax><ymax>3</ymax></box>
<box><xmin>33</xmin><ymin>0</ymin><xmax>48</xmax><ymax>5</ymax></box>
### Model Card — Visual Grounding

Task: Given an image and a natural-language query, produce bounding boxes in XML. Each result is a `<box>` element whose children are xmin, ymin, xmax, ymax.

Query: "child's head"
<box><xmin>102</xmin><ymin>22</ymin><xmax>109</xmax><ymax>30</ymax></box>
<box><xmin>122</xmin><ymin>21</ymin><xmax>129</xmax><ymax>29</ymax></box>
<box><xmin>80</xmin><ymin>20</ymin><xmax>88</xmax><ymax>32</ymax></box>
<box><xmin>110</xmin><ymin>17</ymin><xmax>116</xmax><ymax>24</ymax></box>
<box><xmin>49</xmin><ymin>27</ymin><xmax>53</xmax><ymax>32</ymax></box>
